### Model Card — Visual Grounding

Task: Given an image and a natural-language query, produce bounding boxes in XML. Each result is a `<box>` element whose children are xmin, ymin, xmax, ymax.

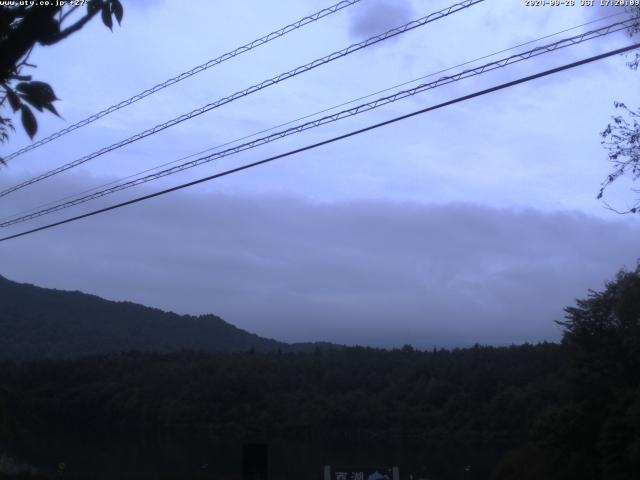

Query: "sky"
<box><xmin>0</xmin><ymin>0</ymin><xmax>639</xmax><ymax>348</ymax></box>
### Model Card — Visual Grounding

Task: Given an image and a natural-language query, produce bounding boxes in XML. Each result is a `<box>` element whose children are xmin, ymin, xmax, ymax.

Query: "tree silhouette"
<box><xmin>598</xmin><ymin>8</ymin><xmax>640</xmax><ymax>213</ymax></box>
<box><xmin>558</xmin><ymin>263</ymin><xmax>640</xmax><ymax>387</ymax></box>
<box><xmin>0</xmin><ymin>1</ymin><xmax>123</xmax><ymax>163</ymax></box>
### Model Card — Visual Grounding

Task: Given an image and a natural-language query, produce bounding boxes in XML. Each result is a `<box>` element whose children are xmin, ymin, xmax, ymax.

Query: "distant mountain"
<box><xmin>0</xmin><ymin>275</ymin><xmax>334</xmax><ymax>360</ymax></box>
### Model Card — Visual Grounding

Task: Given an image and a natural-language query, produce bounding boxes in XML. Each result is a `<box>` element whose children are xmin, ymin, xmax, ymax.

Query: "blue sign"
<box><xmin>325</xmin><ymin>466</ymin><xmax>399</xmax><ymax>480</ymax></box>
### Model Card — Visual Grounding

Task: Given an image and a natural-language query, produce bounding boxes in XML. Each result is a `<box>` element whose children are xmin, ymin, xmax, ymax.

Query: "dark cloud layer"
<box><xmin>0</xmin><ymin>174</ymin><xmax>638</xmax><ymax>348</ymax></box>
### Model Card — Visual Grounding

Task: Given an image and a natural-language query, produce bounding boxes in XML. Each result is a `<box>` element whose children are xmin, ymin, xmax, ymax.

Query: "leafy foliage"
<box><xmin>500</xmin><ymin>264</ymin><xmax>640</xmax><ymax>480</ymax></box>
<box><xmin>600</xmin><ymin>102</ymin><xmax>640</xmax><ymax>213</ymax></box>
<box><xmin>0</xmin><ymin>0</ymin><xmax>123</xmax><ymax>161</ymax></box>
<box><xmin>626</xmin><ymin>8</ymin><xmax>640</xmax><ymax>72</ymax></box>
<box><xmin>0</xmin><ymin>116</ymin><xmax>13</xmax><ymax>164</ymax></box>
<box><xmin>598</xmin><ymin>8</ymin><xmax>640</xmax><ymax>213</ymax></box>
<box><xmin>559</xmin><ymin>264</ymin><xmax>640</xmax><ymax>386</ymax></box>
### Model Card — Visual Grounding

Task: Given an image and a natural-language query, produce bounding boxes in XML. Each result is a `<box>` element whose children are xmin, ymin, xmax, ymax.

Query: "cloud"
<box><xmin>586</xmin><ymin>3</ymin><xmax>637</xmax><ymax>22</ymax></box>
<box><xmin>126</xmin><ymin>0</ymin><xmax>165</xmax><ymax>10</ymax></box>
<box><xmin>348</xmin><ymin>0</ymin><xmax>417</xmax><ymax>40</ymax></box>
<box><xmin>0</xmin><ymin>173</ymin><xmax>638</xmax><ymax>349</ymax></box>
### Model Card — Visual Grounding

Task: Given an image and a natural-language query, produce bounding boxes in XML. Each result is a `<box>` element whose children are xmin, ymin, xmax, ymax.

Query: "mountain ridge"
<box><xmin>0</xmin><ymin>274</ymin><xmax>337</xmax><ymax>360</ymax></box>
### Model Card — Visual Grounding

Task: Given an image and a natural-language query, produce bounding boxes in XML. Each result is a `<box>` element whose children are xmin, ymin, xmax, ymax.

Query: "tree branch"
<box><xmin>0</xmin><ymin>7</ymin><xmax>60</xmax><ymax>83</ymax></box>
<box><xmin>50</xmin><ymin>7</ymin><xmax>100</xmax><ymax>43</ymax></box>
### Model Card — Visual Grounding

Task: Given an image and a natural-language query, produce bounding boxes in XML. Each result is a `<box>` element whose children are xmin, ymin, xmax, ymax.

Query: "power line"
<box><xmin>1</xmin><ymin>42</ymin><xmax>638</xmax><ymax>243</ymax></box>
<box><xmin>2</xmin><ymin>10</ymin><xmax>626</xmax><ymax>225</ymax></box>
<box><xmin>0</xmin><ymin>0</ymin><xmax>485</xmax><ymax>199</ymax></box>
<box><xmin>1</xmin><ymin>17</ymin><xmax>632</xmax><ymax>226</ymax></box>
<box><xmin>1</xmin><ymin>17</ymin><xmax>635</xmax><ymax>227</ymax></box>
<box><xmin>1</xmin><ymin>0</ymin><xmax>363</xmax><ymax>162</ymax></box>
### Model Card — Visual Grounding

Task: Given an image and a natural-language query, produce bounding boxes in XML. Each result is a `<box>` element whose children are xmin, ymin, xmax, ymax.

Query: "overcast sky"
<box><xmin>0</xmin><ymin>0</ymin><xmax>639</xmax><ymax>348</ymax></box>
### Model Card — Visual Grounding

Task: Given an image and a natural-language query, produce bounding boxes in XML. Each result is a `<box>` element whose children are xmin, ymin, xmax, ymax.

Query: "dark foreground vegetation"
<box><xmin>0</xmin><ymin>265</ymin><xmax>638</xmax><ymax>479</ymax></box>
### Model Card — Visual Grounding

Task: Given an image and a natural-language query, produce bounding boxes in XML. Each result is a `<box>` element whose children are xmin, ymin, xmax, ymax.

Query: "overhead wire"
<box><xmin>1</xmin><ymin>42</ymin><xmax>638</xmax><ymax>243</ymax></box>
<box><xmin>1</xmin><ymin>0</ymin><xmax>364</xmax><ymax>162</ymax></box>
<box><xmin>0</xmin><ymin>17</ymin><xmax>635</xmax><ymax>227</ymax></box>
<box><xmin>2</xmin><ymin>9</ymin><xmax>626</xmax><ymax>225</ymax></box>
<box><xmin>0</xmin><ymin>0</ymin><xmax>485</xmax><ymax>199</ymax></box>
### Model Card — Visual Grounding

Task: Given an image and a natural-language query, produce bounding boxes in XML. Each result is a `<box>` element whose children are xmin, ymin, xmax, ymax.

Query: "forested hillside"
<box><xmin>0</xmin><ymin>266</ymin><xmax>638</xmax><ymax>479</ymax></box>
<box><xmin>0</xmin><ymin>275</ymin><xmax>332</xmax><ymax>359</ymax></box>
<box><xmin>1</xmin><ymin>344</ymin><xmax>565</xmax><ymax>479</ymax></box>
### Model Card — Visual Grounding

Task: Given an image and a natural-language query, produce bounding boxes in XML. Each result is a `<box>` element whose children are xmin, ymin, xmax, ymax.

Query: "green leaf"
<box><xmin>19</xmin><ymin>93</ymin><xmax>44</xmax><ymax>112</ymax></box>
<box><xmin>87</xmin><ymin>0</ymin><xmax>101</xmax><ymax>14</ymax></box>
<box><xmin>16</xmin><ymin>81</ymin><xmax>58</xmax><ymax>105</ymax></box>
<box><xmin>0</xmin><ymin>116</ymin><xmax>14</xmax><ymax>131</ymax></box>
<box><xmin>111</xmin><ymin>0</ymin><xmax>123</xmax><ymax>25</ymax></box>
<box><xmin>43</xmin><ymin>102</ymin><xmax>62</xmax><ymax>118</ymax></box>
<box><xmin>101</xmin><ymin>4</ymin><xmax>113</xmax><ymax>30</ymax></box>
<box><xmin>20</xmin><ymin>105</ymin><xmax>37</xmax><ymax>139</ymax></box>
<box><xmin>5</xmin><ymin>88</ymin><xmax>21</xmax><ymax>112</ymax></box>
